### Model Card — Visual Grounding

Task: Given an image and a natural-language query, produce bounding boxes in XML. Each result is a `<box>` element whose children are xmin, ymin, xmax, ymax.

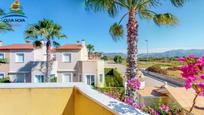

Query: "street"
<box><xmin>105</xmin><ymin>62</ymin><xmax>178</xmax><ymax>87</ymax></box>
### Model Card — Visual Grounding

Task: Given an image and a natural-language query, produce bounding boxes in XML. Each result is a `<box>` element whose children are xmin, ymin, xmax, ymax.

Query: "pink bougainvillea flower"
<box><xmin>127</xmin><ymin>78</ymin><xmax>141</xmax><ymax>91</ymax></box>
<box><xmin>180</xmin><ymin>65</ymin><xmax>197</xmax><ymax>79</ymax></box>
<box><xmin>124</xmin><ymin>96</ymin><xmax>134</xmax><ymax>105</ymax></box>
<box><xmin>185</xmin><ymin>79</ymin><xmax>193</xmax><ymax>89</ymax></box>
<box><xmin>200</xmin><ymin>74</ymin><xmax>204</xmax><ymax>79</ymax></box>
<box><xmin>160</xmin><ymin>104</ymin><xmax>170</xmax><ymax>113</ymax></box>
<box><xmin>197</xmin><ymin>56</ymin><xmax>204</xmax><ymax>66</ymax></box>
<box><xmin>133</xmin><ymin>103</ymin><xmax>144</xmax><ymax>110</ymax></box>
<box><xmin>189</xmin><ymin>54</ymin><xmax>195</xmax><ymax>58</ymax></box>
<box><xmin>198</xmin><ymin>82</ymin><xmax>204</xmax><ymax>89</ymax></box>
<box><xmin>178</xmin><ymin>57</ymin><xmax>186</xmax><ymax>62</ymax></box>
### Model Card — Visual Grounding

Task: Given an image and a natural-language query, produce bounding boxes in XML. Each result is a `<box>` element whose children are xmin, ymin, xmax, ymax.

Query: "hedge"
<box><xmin>105</xmin><ymin>68</ymin><xmax>124</xmax><ymax>87</ymax></box>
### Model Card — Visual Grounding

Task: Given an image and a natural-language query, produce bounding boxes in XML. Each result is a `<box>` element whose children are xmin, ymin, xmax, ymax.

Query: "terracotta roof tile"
<box><xmin>56</xmin><ymin>44</ymin><xmax>82</xmax><ymax>50</ymax></box>
<box><xmin>0</xmin><ymin>44</ymin><xmax>34</xmax><ymax>50</ymax></box>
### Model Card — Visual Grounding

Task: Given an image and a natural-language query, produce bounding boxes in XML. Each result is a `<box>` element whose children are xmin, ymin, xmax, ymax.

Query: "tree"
<box><xmin>25</xmin><ymin>19</ymin><xmax>66</xmax><ymax>82</ymax></box>
<box><xmin>102</xmin><ymin>55</ymin><xmax>108</xmax><ymax>61</ymax></box>
<box><xmin>114</xmin><ymin>55</ymin><xmax>123</xmax><ymax>64</ymax></box>
<box><xmin>0</xmin><ymin>9</ymin><xmax>13</xmax><ymax>34</ymax></box>
<box><xmin>85</xmin><ymin>0</ymin><xmax>187</xmax><ymax>96</ymax></box>
<box><xmin>0</xmin><ymin>9</ymin><xmax>13</xmax><ymax>65</ymax></box>
<box><xmin>86</xmin><ymin>44</ymin><xmax>95</xmax><ymax>58</ymax></box>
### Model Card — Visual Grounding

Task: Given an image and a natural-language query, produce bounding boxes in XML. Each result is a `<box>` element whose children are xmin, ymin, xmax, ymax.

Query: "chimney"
<box><xmin>81</xmin><ymin>40</ymin><xmax>86</xmax><ymax>46</ymax></box>
<box><xmin>0</xmin><ymin>41</ymin><xmax>3</xmax><ymax>46</ymax></box>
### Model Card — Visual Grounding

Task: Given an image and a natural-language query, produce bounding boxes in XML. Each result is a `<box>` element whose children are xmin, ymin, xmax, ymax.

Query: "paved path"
<box><xmin>105</xmin><ymin>62</ymin><xmax>178</xmax><ymax>87</ymax></box>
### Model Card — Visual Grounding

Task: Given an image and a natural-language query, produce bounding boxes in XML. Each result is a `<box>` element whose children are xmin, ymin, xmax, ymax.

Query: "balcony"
<box><xmin>0</xmin><ymin>83</ymin><xmax>146</xmax><ymax>115</ymax></box>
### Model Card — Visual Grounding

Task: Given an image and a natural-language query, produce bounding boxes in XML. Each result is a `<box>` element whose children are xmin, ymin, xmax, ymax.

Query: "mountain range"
<box><xmin>104</xmin><ymin>49</ymin><xmax>204</xmax><ymax>58</ymax></box>
<box><xmin>139</xmin><ymin>49</ymin><xmax>204</xmax><ymax>58</ymax></box>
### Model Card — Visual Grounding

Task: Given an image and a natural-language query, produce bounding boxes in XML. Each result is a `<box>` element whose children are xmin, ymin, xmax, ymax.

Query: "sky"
<box><xmin>0</xmin><ymin>0</ymin><xmax>204</xmax><ymax>54</ymax></box>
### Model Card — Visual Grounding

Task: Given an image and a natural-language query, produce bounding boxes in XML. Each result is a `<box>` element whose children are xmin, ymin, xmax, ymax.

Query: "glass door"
<box><xmin>86</xmin><ymin>75</ymin><xmax>95</xmax><ymax>86</ymax></box>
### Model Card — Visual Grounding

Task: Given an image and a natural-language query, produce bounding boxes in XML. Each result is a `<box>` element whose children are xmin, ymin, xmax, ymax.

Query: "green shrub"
<box><xmin>113</xmin><ymin>55</ymin><xmax>123</xmax><ymax>64</ymax></box>
<box><xmin>105</xmin><ymin>68</ymin><xmax>124</xmax><ymax>87</ymax></box>
<box><xmin>0</xmin><ymin>58</ymin><xmax>7</xmax><ymax>63</ymax></box>
<box><xmin>50</xmin><ymin>77</ymin><xmax>57</xmax><ymax>82</ymax></box>
<box><xmin>146</xmin><ymin>64</ymin><xmax>168</xmax><ymax>75</ymax></box>
<box><xmin>0</xmin><ymin>77</ymin><xmax>10</xmax><ymax>83</ymax></box>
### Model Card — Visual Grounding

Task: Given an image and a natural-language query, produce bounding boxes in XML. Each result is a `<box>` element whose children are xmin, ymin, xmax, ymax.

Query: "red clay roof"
<box><xmin>0</xmin><ymin>44</ymin><xmax>34</xmax><ymax>50</ymax></box>
<box><xmin>56</xmin><ymin>44</ymin><xmax>82</xmax><ymax>50</ymax></box>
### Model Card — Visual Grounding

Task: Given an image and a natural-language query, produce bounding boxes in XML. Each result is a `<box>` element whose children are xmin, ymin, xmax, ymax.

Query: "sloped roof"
<box><xmin>166</xmin><ymin>87</ymin><xmax>204</xmax><ymax>114</ymax></box>
<box><xmin>0</xmin><ymin>44</ymin><xmax>34</xmax><ymax>50</ymax></box>
<box><xmin>55</xmin><ymin>44</ymin><xmax>82</xmax><ymax>50</ymax></box>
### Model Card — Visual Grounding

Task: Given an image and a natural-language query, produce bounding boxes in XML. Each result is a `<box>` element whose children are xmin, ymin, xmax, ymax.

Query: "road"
<box><xmin>105</xmin><ymin>62</ymin><xmax>178</xmax><ymax>87</ymax></box>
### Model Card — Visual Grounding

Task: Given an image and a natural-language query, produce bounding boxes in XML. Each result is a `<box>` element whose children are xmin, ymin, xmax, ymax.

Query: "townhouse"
<box><xmin>0</xmin><ymin>41</ymin><xmax>105</xmax><ymax>87</ymax></box>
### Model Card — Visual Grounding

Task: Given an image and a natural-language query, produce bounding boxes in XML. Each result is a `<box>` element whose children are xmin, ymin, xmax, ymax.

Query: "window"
<box><xmin>0</xmin><ymin>73</ymin><xmax>4</xmax><ymax>79</ymax></box>
<box><xmin>62</xmin><ymin>53</ymin><xmax>71</xmax><ymax>62</ymax></box>
<box><xmin>62</xmin><ymin>73</ymin><xmax>72</xmax><ymax>83</ymax></box>
<box><xmin>34</xmin><ymin>75</ymin><xmax>44</xmax><ymax>83</ymax></box>
<box><xmin>0</xmin><ymin>53</ymin><xmax>4</xmax><ymax>59</ymax></box>
<box><xmin>16</xmin><ymin>53</ymin><xmax>24</xmax><ymax>63</ymax></box>
<box><xmin>86</xmin><ymin>75</ymin><xmax>95</xmax><ymax>86</ymax></box>
<box><xmin>99</xmin><ymin>74</ymin><xmax>103</xmax><ymax>83</ymax></box>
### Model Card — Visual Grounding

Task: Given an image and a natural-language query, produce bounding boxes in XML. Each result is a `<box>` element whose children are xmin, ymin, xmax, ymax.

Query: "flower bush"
<box><xmin>127</xmin><ymin>78</ymin><xmax>141</xmax><ymax>91</ymax></box>
<box><xmin>143</xmin><ymin>103</ymin><xmax>181</xmax><ymax>115</ymax></box>
<box><xmin>179</xmin><ymin>55</ymin><xmax>204</xmax><ymax>112</ymax></box>
<box><xmin>179</xmin><ymin>55</ymin><xmax>204</xmax><ymax>95</ymax></box>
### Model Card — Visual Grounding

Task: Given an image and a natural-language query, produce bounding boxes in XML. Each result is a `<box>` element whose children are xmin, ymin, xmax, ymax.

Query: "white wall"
<box><xmin>9</xmin><ymin>50</ymin><xmax>34</xmax><ymax>72</ymax></box>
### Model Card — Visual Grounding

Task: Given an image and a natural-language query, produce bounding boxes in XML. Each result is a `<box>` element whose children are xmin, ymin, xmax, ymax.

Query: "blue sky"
<box><xmin>0</xmin><ymin>0</ymin><xmax>204</xmax><ymax>54</ymax></box>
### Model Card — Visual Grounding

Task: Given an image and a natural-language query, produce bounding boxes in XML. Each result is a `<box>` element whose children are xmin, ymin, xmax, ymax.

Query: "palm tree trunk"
<box><xmin>126</xmin><ymin>8</ymin><xmax>138</xmax><ymax>80</ymax></box>
<box><xmin>126</xmin><ymin>8</ymin><xmax>139</xmax><ymax>96</ymax></box>
<box><xmin>45</xmin><ymin>39</ymin><xmax>51</xmax><ymax>82</ymax></box>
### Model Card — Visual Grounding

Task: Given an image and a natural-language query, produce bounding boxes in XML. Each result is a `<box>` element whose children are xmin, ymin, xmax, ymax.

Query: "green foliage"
<box><xmin>113</xmin><ymin>55</ymin><xmax>123</xmax><ymax>64</ymax></box>
<box><xmin>25</xmin><ymin>19</ymin><xmax>66</xmax><ymax>47</ymax></box>
<box><xmin>50</xmin><ymin>77</ymin><xmax>57</xmax><ymax>82</ymax></box>
<box><xmin>138</xmin><ymin>57</ymin><xmax>179</xmax><ymax>62</ymax></box>
<box><xmin>143</xmin><ymin>102</ymin><xmax>182</xmax><ymax>115</ymax></box>
<box><xmin>0</xmin><ymin>58</ymin><xmax>7</xmax><ymax>63</ymax></box>
<box><xmin>85</xmin><ymin>0</ymin><xmax>186</xmax><ymax>40</ymax></box>
<box><xmin>0</xmin><ymin>77</ymin><xmax>10</xmax><ymax>83</ymax></box>
<box><xmin>101</xmin><ymin>55</ymin><xmax>108</xmax><ymax>61</ymax></box>
<box><xmin>97</xmin><ymin>87</ymin><xmax>125</xmax><ymax>101</ymax></box>
<box><xmin>105</xmin><ymin>68</ymin><xmax>124</xmax><ymax>87</ymax></box>
<box><xmin>109</xmin><ymin>23</ymin><xmax>124</xmax><ymax>40</ymax></box>
<box><xmin>86</xmin><ymin>44</ymin><xmax>95</xmax><ymax>53</ymax></box>
<box><xmin>146</xmin><ymin>64</ymin><xmax>168</xmax><ymax>75</ymax></box>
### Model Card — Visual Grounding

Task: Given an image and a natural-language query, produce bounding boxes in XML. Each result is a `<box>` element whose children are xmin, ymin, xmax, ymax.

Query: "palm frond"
<box><xmin>0</xmin><ymin>9</ymin><xmax>5</xmax><ymax>15</ymax></box>
<box><xmin>139</xmin><ymin>10</ymin><xmax>155</xmax><ymax>19</ymax></box>
<box><xmin>0</xmin><ymin>23</ymin><xmax>13</xmax><ymax>32</ymax></box>
<box><xmin>85</xmin><ymin>0</ymin><xmax>125</xmax><ymax>17</ymax></box>
<box><xmin>33</xmin><ymin>40</ymin><xmax>43</xmax><ymax>47</ymax></box>
<box><xmin>170</xmin><ymin>0</ymin><xmax>187</xmax><ymax>7</ymax></box>
<box><xmin>25</xmin><ymin>26</ymin><xmax>38</xmax><ymax>40</ymax></box>
<box><xmin>109</xmin><ymin>23</ymin><xmax>124</xmax><ymax>41</ymax></box>
<box><xmin>52</xmin><ymin>41</ymin><xmax>60</xmax><ymax>48</ymax></box>
<box><xmin>153</xmin><ymin>13</ymin><xmax>177</xmax><ymax>26</ymax></box>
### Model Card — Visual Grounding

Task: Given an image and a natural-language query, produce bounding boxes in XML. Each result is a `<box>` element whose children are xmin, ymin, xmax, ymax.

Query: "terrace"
<box><xmin>0</xmin><ymin>83</ymin><xmax>146</xmax><ymax>115</ymax></box>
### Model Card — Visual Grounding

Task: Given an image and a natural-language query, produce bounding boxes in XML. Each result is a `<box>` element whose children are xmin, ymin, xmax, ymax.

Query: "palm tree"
<box><xmin>85</xmin><ymin>0</ymin><xmax>186</xmax><ymax>96</ymax></box>
<box><xmin>86</xmin><ymin>44</ymin><xmax>95</xmax><ymax>58</ymax></box>
<box><xmin>0</xmin><ymin>9</ymin><xmax>13</xmax><ymax>33</ymax></box>
<box><xmin>25</xmin><ymin>19</ymin><xmax>66</xmax><ymax>82</ymax></box>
